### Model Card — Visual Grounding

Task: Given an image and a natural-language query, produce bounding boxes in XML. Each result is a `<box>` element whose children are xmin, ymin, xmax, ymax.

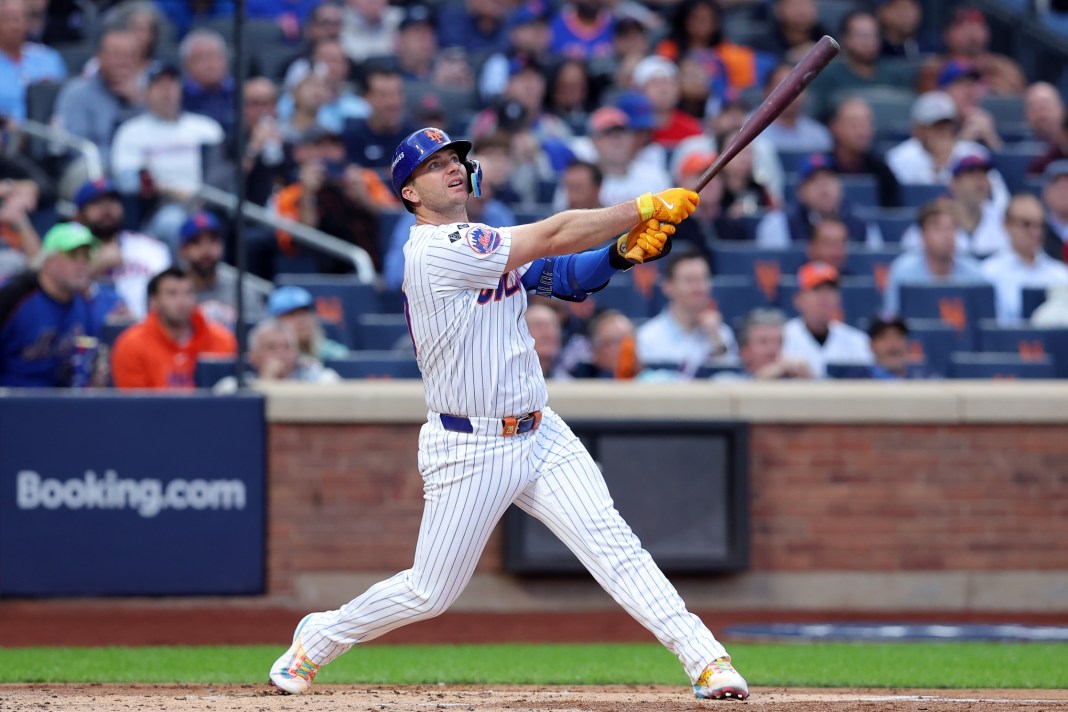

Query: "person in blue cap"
<box><xmin>267</xmin><ymin>285</ymin><xmax>348</xmax><ymax>362</ymax></box>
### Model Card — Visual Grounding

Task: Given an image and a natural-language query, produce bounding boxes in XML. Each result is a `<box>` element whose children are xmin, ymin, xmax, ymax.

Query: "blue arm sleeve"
<box><xmin>520</xmin><ymin>245</ymin><xmax>619</xmax><ymax>302</ymax></box>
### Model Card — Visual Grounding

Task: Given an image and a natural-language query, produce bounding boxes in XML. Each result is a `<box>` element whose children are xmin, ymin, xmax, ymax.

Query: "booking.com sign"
<box><xmin>0</xmin><ymin>395</ymin><xmax>266</xmax><ymax>597</ymax></box>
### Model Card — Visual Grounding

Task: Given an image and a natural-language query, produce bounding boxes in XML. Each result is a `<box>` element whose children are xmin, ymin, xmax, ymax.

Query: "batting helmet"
<box><xmin>390</xmin><ymin>127</ymin><xmax>482</xmax><ymax>212</ymax></box>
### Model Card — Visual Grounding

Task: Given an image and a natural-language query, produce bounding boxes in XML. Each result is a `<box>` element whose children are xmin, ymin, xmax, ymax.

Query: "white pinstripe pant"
<box><xmin>300</xmin><ymin>407</ymin><xmax>728</xmax><ymax>683</ymax></box>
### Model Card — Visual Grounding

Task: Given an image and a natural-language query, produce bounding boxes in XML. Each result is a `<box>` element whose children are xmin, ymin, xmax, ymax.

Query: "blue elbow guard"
<box><xmin>520</xmin><ymin>247</ymin><xmax>618</xmax><ymax>302</ymax></box>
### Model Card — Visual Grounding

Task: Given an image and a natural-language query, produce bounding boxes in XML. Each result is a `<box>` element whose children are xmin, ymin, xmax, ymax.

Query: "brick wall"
<box><xmin>268</xmin><ymin>422</ymin><xmax>1068</xmax><ymax>595</ymax></box>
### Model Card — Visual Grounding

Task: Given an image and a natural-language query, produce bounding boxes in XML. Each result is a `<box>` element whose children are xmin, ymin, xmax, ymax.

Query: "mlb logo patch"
<box><xmin>466</xmin><ymin>226</ymin><xmax>501</xmax><ymax>255</ymax></box>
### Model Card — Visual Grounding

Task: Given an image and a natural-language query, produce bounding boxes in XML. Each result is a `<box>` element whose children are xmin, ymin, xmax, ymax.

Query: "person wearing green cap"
<box><xmin>0</xmin><ymin>222</ymin><xmax>103</xmax><ymax>387</ymax></box>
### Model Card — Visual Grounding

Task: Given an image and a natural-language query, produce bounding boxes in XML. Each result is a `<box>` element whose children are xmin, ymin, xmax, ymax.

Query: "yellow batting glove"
<box><xmin>635</xmin><ymin>188</ymin><xmax>700</xmax><ymax>223</ymax></box>
<box><xmin>613</xmin><ymin>219</ymin><xmax>676</xmax><ymax>266</ymax></box>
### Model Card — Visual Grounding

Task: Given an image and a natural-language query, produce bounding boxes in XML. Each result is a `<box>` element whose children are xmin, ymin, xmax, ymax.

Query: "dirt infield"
<box><xmin>1</xmin><ymin>684</ymin><xmax>1066</xmax><ymax>711</ymax></box>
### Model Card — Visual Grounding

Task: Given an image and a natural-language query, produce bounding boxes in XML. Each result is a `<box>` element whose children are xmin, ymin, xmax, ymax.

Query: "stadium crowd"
<box><xmin>2</xmin><ymin>0</ymin><xmax>1068</xmax><ymax>388</ymax></box>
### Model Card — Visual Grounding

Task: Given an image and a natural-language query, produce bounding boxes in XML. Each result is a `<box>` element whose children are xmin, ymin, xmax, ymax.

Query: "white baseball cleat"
<box><xmin>268</xmin><ymin>613</ymin><xmax>320</xmax><ymax>694</ymax></box>
<box><xmin>693</xmin><ymin>655</ymin><xmax>750</xmax><ymax>701</ymax></box>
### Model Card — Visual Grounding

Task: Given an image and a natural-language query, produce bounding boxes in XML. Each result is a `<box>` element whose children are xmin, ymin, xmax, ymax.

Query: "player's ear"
<box><xmin>401</xmin><ymin>184</ymin><xmax>420</xmax><ymax>208</ymax></box>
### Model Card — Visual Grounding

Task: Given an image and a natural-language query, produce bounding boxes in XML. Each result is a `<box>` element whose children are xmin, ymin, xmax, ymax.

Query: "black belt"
<box><xmin>439</xmin><ymin>411</ymin><xmax>543</xmax><ymax>437</ymax></box>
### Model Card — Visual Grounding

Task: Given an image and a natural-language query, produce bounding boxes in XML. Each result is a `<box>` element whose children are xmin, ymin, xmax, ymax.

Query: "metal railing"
<box><xmin>7</xmin><ymin>119</ymin><xmax>104</xmax><ymax>180</ymax></box>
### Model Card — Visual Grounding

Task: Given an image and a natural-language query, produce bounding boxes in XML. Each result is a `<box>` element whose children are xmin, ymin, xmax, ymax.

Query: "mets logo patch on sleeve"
<box><xmin>466</xmin><ymin>226</ymin><xmax>502</xmax><ymax>254</ymax></box>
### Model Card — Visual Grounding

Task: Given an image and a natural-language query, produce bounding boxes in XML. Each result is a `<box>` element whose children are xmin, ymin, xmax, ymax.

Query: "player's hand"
<box><xmin>635</xmin><ymin>188</ymin><xmax>700</xmax><ymax>224</ymax></box>
<box><xmin>611</xmin><ymin>218</ymin><xmax>675</xmax><ymax>268</ymax></box>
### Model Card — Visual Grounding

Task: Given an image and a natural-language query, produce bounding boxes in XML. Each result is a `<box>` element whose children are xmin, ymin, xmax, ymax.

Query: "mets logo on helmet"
<box><xmin>466</xmin><ymin>226</ymin><xmax>502</xmax><ymax>254</ymax></box>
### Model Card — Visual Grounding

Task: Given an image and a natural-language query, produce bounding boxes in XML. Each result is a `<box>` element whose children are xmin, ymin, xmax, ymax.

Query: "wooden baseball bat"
<box><xmin>625</xmin><ymin>35</ymin><xmax>840</xmax><ymax>262</ymax></box>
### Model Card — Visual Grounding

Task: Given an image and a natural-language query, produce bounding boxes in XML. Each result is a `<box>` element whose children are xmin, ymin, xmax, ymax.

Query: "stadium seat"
<box><xmin>326</xmin><ymin>352</ymin><xmax>421</xmax><ymax>379</ymax></box>
<box><xmin>836</xmin><ymin>87</ymin><xmax>913</xmax><ymax>139</ymax></box>
<box><xmin>1021</xmin><ymin>286</ymin><xmax>1049</xmax><ymax>319</ymax></box>
<box><xmin>24</xmin><ymin>83</ymin><xmax>62</xmax><ymax>160</ymax></box>
<box><xmin>588</xmin><ymin>281</ymin><xmax>653</xmax><ymax>319</ymax></box>
<box><xmin>195</xmin><ymin>357</ymin><xmax>239</xmax><ymax>388</ymax></box>
<box><xmin>711</xmin><ymin>276</ymin><xmax>771</xmax><ymax>330</ymax></box>
<box><xmin>990</xmin><ymin>147</ymin><xmax>1045</xmax><ymax>193</ymax></box>
<box><xmin>840</xmin><ymin>177</ymin><xmax>878</xmax><ymax>208</ymax></box>
<box><xmin>898</xmin><ymin>283</ymin><xmax>997</xmax><ymax>350</ymax></box>
<box><xmin>948</xmin><ymin>352</ymin><xmax>1056</xmax><ymax>379</ymax></box>
<box><xmin>56</xmin><ymin>43</ymin><xmax>94</xmax><ymax>76</ymax></box>
<box><xmin>903</xmin><ymin>318</ymin><xmax>970</xmax><ymax>377</ymax></box>
<box><xmin>900</xmin><ymin>183</ymin><xmax>948</xmax><ymax>207</ymax></box>
<box><xmin>710</xmin><ymin>242</ymin><xmax>808</xmax><ymax>302</ymax></box>
<box><xmin>99</xmin><ymin>322</ymin><xmax>132</xmax><ymax>347</ymax></box>
<box><xmin>355</xmin><ymin>313</ymin><xmax>413</xmax><ymax>351</ymax></box>
<box><xmin>274</xmin><ymin>274</ymin><xmax>388</xmax><ymax>348</ymax></box>
<box><xmin>825</xmin><ymin>363</ymin><xmax>876</xmax><ymax>379</ymax></box>
<box><xmin>980</xmin><ymin>95</ymin><xmax>1026</xmax><ymax>125</ymax></box>
<box><xmin>694</xmin><ymin>364</ymin><xmax>745</xmax><ymax>379</ymax></box>
<box><xmin>845</xmin><ymin>248</ymin><xmax>900</xmax><ymax>288</ymax></box>
<box><xmin>777</xmin><ymin>149</ymin><xmax>810</xmax><ymax>175</ymax></box>
<box><xmin>863</xmin><ymin>208</ymin><xmax>916</xmax><ymax>243</ymax></box>
<box><xmin>977</xmin><ymin>321</ymin><xmax>1068</xmax><ymax>378</ymax></box>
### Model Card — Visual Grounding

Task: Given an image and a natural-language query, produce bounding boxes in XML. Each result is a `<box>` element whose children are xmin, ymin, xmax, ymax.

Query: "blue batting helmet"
<box><xmin>390</xmin><ymin>127</ymin><xmax>482</xmax><ymax>212</ymax></box>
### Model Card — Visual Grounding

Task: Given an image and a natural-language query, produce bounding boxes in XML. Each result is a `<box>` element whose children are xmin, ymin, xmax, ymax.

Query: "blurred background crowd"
<box><xmin>2</xmin><ymin>0</ymin><xmax>1068</xmax><ymax>389</ymax></box>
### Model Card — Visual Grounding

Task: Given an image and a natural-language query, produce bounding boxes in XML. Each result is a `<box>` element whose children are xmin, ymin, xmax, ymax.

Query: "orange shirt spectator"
<box><xmin>111</xmin><ymin>266</ymin><xmax>236</xmax><ymax>389</ymax></box>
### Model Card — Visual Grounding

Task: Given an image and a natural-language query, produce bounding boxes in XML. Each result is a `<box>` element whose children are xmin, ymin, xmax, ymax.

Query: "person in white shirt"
<box><xmin>110</xmin><ymin>62</ymin><xmax>226</xmax><ymax>251</ymax></box>
<box><xmin>637</xmin><ymin>247</ymin><xmax>737</xmax><ymax>376</ymax></box>
<box><xmin>584</xmin><ymin>106</ymin><xmax>671</xmax><ymax>208</ymax></box>
<box><xmin>782</xmin><ymin>261</ymin><xmax>873</xmax><ymax>378</ymax></box>
<box><xmin>982</xmin><ymin>193</ymin><xmax>1068</xmax><ymax>325</ymax></box>
<box><xmin>899</xmin><ymin>153</ymin><xmax>1009</xmax><ymax>257</ymax></box>
<box><xmin>885</xmin><ymin>91</ymin><xmax>1009</xmax><ymax>202</ymax></box>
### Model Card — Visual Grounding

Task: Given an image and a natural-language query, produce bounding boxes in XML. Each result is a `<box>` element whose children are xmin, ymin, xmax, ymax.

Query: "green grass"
<box><xmin>0</xmin><ymin>642</ymin><xmax>1065</xmax><ymax>688</ymax></box>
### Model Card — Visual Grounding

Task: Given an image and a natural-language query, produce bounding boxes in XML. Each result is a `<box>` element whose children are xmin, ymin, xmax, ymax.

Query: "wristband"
<box><xmin>635</xmin><ymin>193</ymin><xmax>654</xmax><ymax>221</ymax></box>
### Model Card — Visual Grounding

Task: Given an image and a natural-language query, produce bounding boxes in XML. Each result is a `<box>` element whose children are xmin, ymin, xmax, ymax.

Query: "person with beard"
<box><xmin>75</xmin><ymin>178</ymin><xmax>170</xmax><ymax>324</ymax></box>
<box><xmin>110</xmin><ymin>265</ymin><xmax>236</xmax><ymax>389</ymax></box>
<box><xmin>176</xmin><ymin>211</ymin><xmax>267</xmax><ymax>332</ymax></box>
<box><xmin>549</xmin><ymin>0</ymin><xmax>615</xmax><ymax>61</ymax></box>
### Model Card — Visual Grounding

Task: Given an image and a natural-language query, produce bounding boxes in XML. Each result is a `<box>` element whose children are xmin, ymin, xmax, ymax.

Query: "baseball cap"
<box><xmin>40</xmin><ymin>222</ymin><xmax>98</xmax><ymax>256</ymax></box>
<box><xmin>178</xmin><ymin>211</ymin><xmax>222</xmax><ymax>246</ymax></box>
<box><xmin>268</xmin><ymin>285</ymin><xmax>315</xmax><ymax>317</ymax></box>
<box><xmin>951</xmin><ymin>153</ymin><xmax>992</xmax><ymax>176</ymax></box>
<box><xmin>937</xmin><ymin>60</ymin><xmax>981</xmax><ymax>89</ymax></box>
<box><xmin>632</xmin><ymin>55</ymin><xmax>677</xmax><ymax>87</ymax></box>
<box><xmin>588</xmin><ymin>106</ymin><xmax>629</xmax><ymax>134</ymax></box>
<box><xmin>911</xmin><ymin>91</ymin><xmax>958</xmax><ymax>126</ymax></box>
<box><xmin>1043</xmin><ymin>160</ymin><xmax>1068</xmax><ymax>182</ymax></box>
<box><xmin>867</xmin><ymin>314</ymin><xmax>909</xmax><ymax>340</ymax></box>
<box><xmin>73</xmin><ymin>178</ymin><xmax>120</xmax><ymax>210</ymax></box>
<box><xmin>797</xmin><ymin>153</ymin><xmax>836</xmax><ymax>182</ymax></box>
<box><xmin>615</xmin><ymin>91</ymin><xmax>656</xmax><ymax>131</ymax></box>
<box><xmin>948</xmin><ymin>6</ymin><xmax>986</xmax><ymax>27</ymax></box>
<box><xmin>506</xmin><ymin>1</ymin><xmax>549</xmax><ymax>30</ymax></box>
<box><xmin>146</xmin><ymin>61</ymin><xmax>180</xmax><ymax>84</ymax></box>
<box><xmin>399</xmin><ymin>4</ymin><xmax>435</xmax><ymax>30</ymax></box>
<box><xmin>798</xmin><ymin>261</ymin><xmax>840</xmax><ymax>291</ymax></box>
<box><xmin>677</xmin><ymin>151</ymin><xmax>716</xmax><ymax>183</ymax></box>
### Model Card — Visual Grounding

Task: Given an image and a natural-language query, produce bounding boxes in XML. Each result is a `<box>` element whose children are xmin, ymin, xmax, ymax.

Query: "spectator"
<box><xmin>883</xmin><ymin>200</ymin><xmax>987</xmax><ymax>315</ymax></box>
<box><xmin>471</xmin><ymin>59</ymin><xmax>572</xmax><ymax>143</ymax></box>
<box><xmin>0</xmin><ymin>171</ymin><xmax>40</xmax><ymax>282</ymax></box>
<box><xmin>828</xmin><ymin>96</ymin><xmax>901</xmax><ymax>207</ymax></box>
<box><xmin>214</xmin><ymin>318</ymin><xmax>340</xmax><ymax>392</ymax></box>
<box><xmin>341</xmin><ymin>0</ymin><xmax>403</xmax><ymax>63</ymax></box>
<box><xmin>751</xmin><ymin>0</ymin><xmax>828</xmax><ymax>63</ymax></box>
<box><xmin>1025</xmin><ymin>82</ymin><xmax>1065</xmax><ymax>149</ymax></box>
<box><xmin>429</xmin><ymin>47</ymin><xmax>477</xmax><ymax>100</ymax></box>
<box><xmin>74</xmin><ymin>178</ymin><xmax>170</xmax><ymax>322</ymax></box>
<box><xmin>0</xmin><ymin>223</ymin><xmax>101</xmax><ymax>387</ymax></box>
<box><xmin>597</xmin><ymin>15</ymin><xmax>650</xmax><ymax>91</ymax></box>
<box><xmin>885</xmin><ymin>90</ymin><xmax>1009</xmax><ymax>196</ymax></box>
<box><xmin>525</xmin><ymin>301</ymin><xmax>571</xmax><ymax>380</ymax></box>
<box><xmin>806</xmin><ymin>217</ymin><xmax>851</xmax><ymax>275</ymax></box>
<box><xmin>712</xmin><ymin>307</ymin><xmax>812</xmax><ymax>380</ymax></box>
<box><xmin>393</xmin><ymin>5</ymin><xmax>437</xmax><ymax>84</ymax></box>
<box><xmin>900</xmin><ymin>153</ymin><xmax>1009</xmax><ymax>257</ymax></box>
<box><xmin>782</xmin><ymin>261</ymin><xmax>873</xmax><ymax>378</ymax></box>
<box><xmin>437</xmin><ymin>0</ymin><xmax>509</xmax><ymax>55</ymax></box>
<box><xmin>477</xmin><ymin>3</ymin><xmax>553</xmax><ymax>101</ymax></box>
<box><xmin>280</xmin><ymin>38</ymin><xmax>369</xmax><ymax>135</ymax></box>
<box><xmin>550</xmin><ymin>0</ymin><xmax>615</xmax><ymax>61</ymax></box>
<box><xmin>1042</xmin><ymin>160</ymin><xmax>1068</xmax><ymax>263</ymax></box>
<box><xmin>0</xmin><ymin>0</ymin><xmax>66</xmax><ymax>121</ymax></box>
<box><xmin>52</xmin><ymin>28</ymin><xmax>141</xmax><ymax>165</ymax></box>
<box><xmin>863</xmin><ymin>315</ymin><xmax>929</xmax><ymax>379</ymax></box>
<box><xmin>279</xmin><ymin>71</ymin><xmax>331</xmax><ymax>143</ymax></box>
<box><xmin>110</xmin><ymin>62</ymin><xmax>227</xmax><ymax>251</ymax></box>
<box><xmin>916</xmin><ymin>6</ymin><xmax>1026</xmax><ymax>96</ymax></box>
<box><xmin>637</xmin><ymin>246</ymin><xmax>737</xmax><ymax>375</ymax></box>
<box><xmin>758</xmin><ymin>63</ymin><xmax>833</xmax><ymax>154</ymax></box>
<box><xmin>669</xmin><ymin>151</ymin><xmax>719</xmax><ymax>252</ymax></box>
<box><xmin>807</xmin><ymin>11</ymin><xmax>911</xmax><ymax>120</ymax></box>
<box><xmin>242</xmin><ymin>77</ymin><xmax>291</xmax><ymax>207</ymax></box>
<box><xmin>1031</xmin><ymin>284</ymin><xmax>1068</xmax><ymax>326</ymax></box>
<box><xmin>180</xmin><ymin>28</ymin><xmax>235</xmax><ymax>132</ymax></box>
<box><xmin>267</xmin><ymin>285</ymin><xmax>349</xmax><ymax>363</ymax></box>
<box><xmin>656</xmin><ymin>0</ymin><xmax>772</xmax><ymax>95</ymax></box>
<box><xmin>713</xmin><ymin>129</ymin><xmax>777</xmax><ymax>227</ymax></box>
<box><xmin>1028</xmin><ymin>95</ymin><xmax>1068</xmax><ymax>177</ymax></box>
<box><xmin>561</xmin><ymin>160</ymin><xmax>603</xmax><ymax>211</ymax></box>
<box><xmin>99</xmin><ymin>0</ymin><xmax>165</xmax><ymax>81</ymax></box>
<box><xmin>937</xmin><ymin>60</ymin><xmax>1002</xmax><ymax>151</ymax></box>
<box><xmin>274</xmin><ymin>1</ymin><xmax>344</xmax><ymax>84</ymax></box>
<box><xmin>614</xmin><ymin>90</ymin><xmax>665</xmax><ymax>169</ymax></box>
<box><xmin>26</xmin><ymin>0</ymin><xmax>86</xmax><ymax>46</ymax></box>
<box><xmin>343</xmin><ymin>67</ymin><xmax>413</xmax><ymax>169</ymax></box>
<box><xmin>111</xmin><ymin>266</ymin><xmax>236</xmax><ymax>389</ymax></box>
<box><xmin>876</xmin><ymin>0</ymin><xmax>936</xmax><ymax>59</ymax></box>
<box><xmin>982</xmin><ymin>193</ymin><xmax>1068</xmax><ymax>325</ymax></box>
<box><xmin>177</xmin><ymin>211</ymin><xmax>267</xmax><ymax>331</ymax></box>
<box><xmin>572</xmin><ymin>309</ymin><xmax>641</xmax><ymax>379</ymax></box>
<box><xmin>631</xmin><ymin>55</ymin><xmax>703</xmax><ymax>150</ymax></box>
<box><xmin>275</xmin><ymin>126</ymin><xmax>394</xmax><ymax>273</ymax></box>
<box><xmin>585</xmin><ymin>106</ymin><xmax>671</xmax><ymax>208</ymax></box>
<box><xmin>757</xmin><ymin>154</ymin><xmax>883</xmax><ymax>248</ymax></box>
<box><xmin>545</xmin><ymin>58</ymin><xmax>592</xmax><ymax>136</ymax></box>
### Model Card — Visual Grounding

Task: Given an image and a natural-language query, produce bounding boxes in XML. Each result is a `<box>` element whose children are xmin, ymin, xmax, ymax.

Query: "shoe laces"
<box><xmin>290</xmin><ymin>655</ymin><xmax>319</xmax><ymax>682</ymax></box>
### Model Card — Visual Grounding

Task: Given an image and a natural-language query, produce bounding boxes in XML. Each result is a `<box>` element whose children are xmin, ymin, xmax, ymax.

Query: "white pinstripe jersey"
<box><xmin>401</xmin><ymin>221</ymin><xmax>547</xmax><ymax>418</ymax></box>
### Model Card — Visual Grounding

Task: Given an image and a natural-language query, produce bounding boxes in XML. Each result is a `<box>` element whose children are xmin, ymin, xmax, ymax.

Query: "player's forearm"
<box><xmin>534</xmin><ymin>202</ymin><xmax>639</xmax><ymax>257</ymax></box>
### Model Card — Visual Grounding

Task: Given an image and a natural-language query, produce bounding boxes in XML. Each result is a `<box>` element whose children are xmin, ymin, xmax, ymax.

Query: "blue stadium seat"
<box><xmin>712</xmin><ymin>276</ymin><xmax>771</xmax><ymax>329</ymax></box>
<box><xmin>777</xmin><ymin>149</ymin><xmax>810</xmax><ymax>174</ymax></box>
<box><xmin>710</xmin><ymin>242</ymin><xmax>807</xmax><ymax>303</ymax></box>
<box><xmin>694</xmin><ymin>364</ymin><xmax>745</xmax><ymax>379</ymax></box>
<box><xmin>990</xmin><ymin>147</ymin><xmax>1044</xmax><ymax>193</ymax></box>
<box><xmin>845</xmin><ymin>247</ymin><xmax>899</xmax><ymax>284</ymax></box>
<box><xmin>900</xmin><ymin>183</ymin><xmax>948</xmax><ymax>207</ymax></box>
<box><xmin>948</xmin><ymin>352</ymin><xmax>1056</xmax><ymax>379</ymax></box>
<box><xmin>100</xmin><ymin>322</ymin><xmax>132</xmax><ymax>347</ymax></box>
<box><xmin>865</xmin><ymin>208</ymin><xmax>916</xmax><ymax>243</ymax></box>
<box><xmin>377</xmin><ymin>209</ymin><xmax>403</xmax><ymax>247</ymax></box>
<box><xmin>840</xmin><ymin>177</ymin><xmax>878</xmax><ymax>209</ymax></box>
<box><xmin>326</xmin><ymin>352</ymin><xmax>422</xmax><ymax>379</ymax></box>
<box><xmin>274</xmin><ymin>275</ymin><xmax>392</xmax><ymax>347</ymax></box>
<box><xmin>977</xmin><ymin>321</ymin><xmax>1068</xmax><ymax>378</ymax></box>
<box><xmin>589</xmin><ymin>281</ymin><xmax>653</xmax><ymax>319</ymax></box>
<box><xmin>904</xmin><ymin>318</ymin><xmax>971</xmax><ymax>378</ymax></box>
<box><xmin>1022</xmin><ymin>286</ymin><xmax>1049</xmax><ymax>319</ymax></box>
<box><xmin>355</xmin><ymin>313</ymin><xmax>414</xmax><ymax>351</ymax></box>
<box><xmin>840</xmin><ymin>279</ymin><xmax>884</xmax><ymax>327</ymax></box>
<box><xmin>195</xmin><ymin>357</ymin><xmax>238</xmax><ymax>389</ymax></box>
<box><xmin>898</xmin><ymin>284</ymin><xmax>997</xmax><ymax>350</ymax></box>
<box><xmin>825</xmin><ymin>363</ymin><xmax>876</xmax><ymax>379</ymax></box>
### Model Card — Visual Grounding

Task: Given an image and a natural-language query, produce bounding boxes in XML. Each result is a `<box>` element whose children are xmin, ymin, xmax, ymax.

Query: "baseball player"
<box><xmin>268</xmin><ymin>127</ymin><xmax>749</xmax><ymax>701</ymax></box>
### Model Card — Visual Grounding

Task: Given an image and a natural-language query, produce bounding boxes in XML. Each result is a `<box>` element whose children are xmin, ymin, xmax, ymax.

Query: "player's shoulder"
<box><xmin>420</xmin><ymin>221</ymin><xmax>506</xmax><ymax>255</ymax></box>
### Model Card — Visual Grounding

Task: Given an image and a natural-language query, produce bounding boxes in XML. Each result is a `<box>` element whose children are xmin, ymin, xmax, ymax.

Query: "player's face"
<box><xmin>406</xmin><ymin>149</ymin><xmax>468</xmax><ymax>213</ymax></box>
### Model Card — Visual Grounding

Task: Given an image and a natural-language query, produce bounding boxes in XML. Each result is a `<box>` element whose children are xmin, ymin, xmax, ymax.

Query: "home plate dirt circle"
<box><xmin>2</xmin><ymin>685</ymin><xmax>1067</xmax><ymax>711</ymax></box>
